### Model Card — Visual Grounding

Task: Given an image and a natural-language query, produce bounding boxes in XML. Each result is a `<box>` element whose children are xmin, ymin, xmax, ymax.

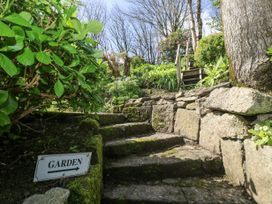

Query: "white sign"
<box><xmin>33</xmin><ymin>152</ymin><xmax>92</xmax><ymax>182</ymax></box>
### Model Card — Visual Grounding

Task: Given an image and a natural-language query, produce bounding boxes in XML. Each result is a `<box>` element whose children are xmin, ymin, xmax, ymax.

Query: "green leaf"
<box><xmin>0</xmin><ymin>21</ymin><xmax>15</xmax><ymax>37</ymax></box>
<box><xmin>4</xmin><ymin>13</ymin><xmax>31</xmax><ymax>27</ymax></box>
<box><xmin>36</xmin><ymin>52</ymin><xmax>52</xmax><ymax>65</ymax></box>
<box><xmin>54</xmin><ymin>79</ymin><xmax>64</xmax><ymax>98</ymax></box>
<box><xmin>16</xmin><ymin>47</ymin><xmax>35</xmax><ymax>66</ymax></box>
<box><xmin>0</xmin><ymin>111</ymin><xmax>11</xmax><ymax>127</ymax></box>
<box><xmin>19</xmin><ymin>11</ymin><xmax>33</xmax><ymax>24</ymax></box>
<box><xmin>0</xmin><ymin>91</ymin><xmax>9</xmax><ymax>105</ymax></box>
<box><xmin>62</xmin><ymin>44</ymin><xmax>77</xmax><ymax>54</ymax></box>
<box><xmin>52</xmin><ymin>54</ymin><xmax>64</xmax><ymax>66</ymax></box>
<box><xmin>49</xmin><ymin>42</ymin><xmax>59</xmax><ymax>47</ymax></box>
<box><xmin>12</xmin><ymin>26</ymin><xmax>25</xmax><ymax>38</ymax></box>
<box><xmin>0</xmin><ymin>53</ymin><xmax>18</xmax><ymax>77</ymax></box>
<box><xmin>80</xmin><ymin>65</ymin><xmax>96</xmax><ymax>74</ymax></box>
<box><xmin>87</xmin><ymin>20</ymin><xmax>103</xmax><ymax>34</ymax></box>
<box><xmin>0</xmin><ymin>96</ymin><xmax>18</xmax><ymax>115</ymax></box>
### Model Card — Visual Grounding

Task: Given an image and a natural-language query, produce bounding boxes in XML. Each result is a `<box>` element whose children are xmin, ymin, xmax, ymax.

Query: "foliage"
<box><xmin>194</xmin><ymin>33</ymin><xmax>225</xmax><ymax>67</ymax></box>
<box><xmin>106</xmin><ymin>77</ymin><xmax>143</xmax><ymax>106</ymax></box>
<box><xmin>0</xmin><ymin>0</ymin><xmax>106</xmax><ymax>136</ymax></box>
<box><xmin>130</xmin><ymin>55</ymin><xmax>146</xmax><ymax>70</ymax></box>
<box><xmin>159</xmin><ymin>30</ymin><xmax>188</xmax><ymax>63</ymax></box>
<box><xmin>133</xmin><ymin>63</ymin><xmax>177</xmax><ymax>91</ymax></box>
<box><xmin>197</xmin><ymin>56</ymin><xmax>229</xmax><ymax>87</ymax></box>
<box><xmin>267</xmin><ymin>46</ymin><xmax>272</xmax><ymax>61</ymax></box>
<box><xmin>249</xmin><ymin>120</ymin><xmax>272</xmax><ymax>147</ymax></box>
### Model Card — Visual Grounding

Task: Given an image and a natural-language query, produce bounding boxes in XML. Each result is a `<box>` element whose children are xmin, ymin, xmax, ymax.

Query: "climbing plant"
<box><xmin>0</xmin><ymin>0</ymin><xmax>105</xmax><ymax>136</ymax></box>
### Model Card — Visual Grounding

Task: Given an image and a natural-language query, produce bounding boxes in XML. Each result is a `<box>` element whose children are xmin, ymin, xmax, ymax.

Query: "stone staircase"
<box><xmin>100</xmin><ymin>114</ymin><xmax>255</xmax><ymax>204</ymax></box>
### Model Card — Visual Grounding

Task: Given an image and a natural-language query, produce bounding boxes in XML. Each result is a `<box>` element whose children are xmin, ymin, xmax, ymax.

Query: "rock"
<box><xmin>162</xmin><ymin>94</ymin><xmax>175</xmax><ymax>100</ymax></box>
<box><xmin>195</xmin><ymin>98</ymin><xmax>211</xmax><ymax>116</ymax></box>
<box><xmin>23</xmin><ymin>188</ymin><xmax>70</xmax><ymax>204</ymax></box>
<box><xmin>174</xmin><ymin>109</ymin><xmax>200</xmax><ymax>141</ymax></box>
<box><xmin>244</xmin><ymin>140</ymin><xmax>272</xmax><ymax>204</ymax></box>
<box><xmin>199</xmin><ymin>112</ymin><xmax>248</xmax><ymax>154</ymax></box>
<box><xmin>176</xmin><ymin>96</ymin><xmax>198</xmax><ymax>102</ymax></box>
<box><xmin>253</xmin><ymin>113</ymin><xmax>272</xmax><ymax>123</ymax></box>
<box><xmin>156</xmin><ymin>99</ymin><xmax>174</xmax><ymax>105</ymax></box>
<box><xmin>184</xmin><ymin>82</ymin><xmax>231</xmax><ymax>98</ymax></box>
<box><xmin>135</xmin><ymin>97</ymin><xmax>151</xmax><ymax>103</ymax></box>
<box><xmin>142</xmin><ymin>100</ymin><xmax>157</xmax><ymax>106</ymax></box>
<box><xmin>175</xmin><ymin>91</ymin><xmax>184</xmax><ymax>98</ymax></box>
<box><xmin>204</xmin><ymin>87</ymin><xmax>272</xmax><ymax>116</ymax></box>
<box><xmin>150</xmin><ymin>96</ymin><xmax>161</xmax><ymax>101</ymax></box>
<box><xmin>177</xmin><ymin>101</ymin><xmax>187</xmax><ymax>108</ymax></box>
<box><xmin>186</xmin><ymin>102</ymin><xmax>196</xmax><ymax>110</ymax></box>
<box><xmin>122</xmin><ymin>106</ymin><xmax>152</xmax><ymax>122</ymax></box>
<box><xmin>152</xmin><ymin>104</ymin><xmax>176</xmax><ymax>133</ymax></box>
<box><xmin>221</xmin><ymin>140</ymin><xmax>245</xmax><ymax>186</ymax></box>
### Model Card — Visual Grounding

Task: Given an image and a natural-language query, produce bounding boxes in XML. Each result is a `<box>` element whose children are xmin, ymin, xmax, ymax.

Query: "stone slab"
<box><xmin>122</xmin><ymin>106</ymin><xmax>152</xmax><ymax>122</ymax></box>
<box><xmin>221</xmin><ymin>139</ymin><xmax>245</xmax><ymax>186</ymax></box>
<box><xmin>103</xmin><ymin>177</ymin><xmax>254</xmax><ymax>204</ymax></box>
<box><xmin>244</xmin><ymin>140</ymin><xmax>272</xmax><ymax>204</ymax></box>
<box><xmin>204</xmin><ymin>87</ymin><xmax>272</xmax><ymax>116</ymax></box>
<box><xmin>105</xmin><ymin>145</ymin><xmax>223</xmax><ymax>182</ymax></box>
<box><xmin>199</xmin><ymin>112</ymin><xmax>248</xmax><ymax>154</ymax></box>
<box><xmin>174</xmin><ymin>109</ymin><xmax>200</xmax><ymax>141</ymax></box>
<box><xmin>23</xmin><ymin>188</ymin><xmax>70</xmax><ymax>204</ymax></box>
<box><xmin>152</xmin><ymin>104</ymin><xmax>176</xmax><ymax>133</ymax></box>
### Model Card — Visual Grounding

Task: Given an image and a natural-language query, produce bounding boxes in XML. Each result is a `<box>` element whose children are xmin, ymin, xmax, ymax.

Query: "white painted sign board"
<box><xmin>33</xmin><ymin>152</ymin><xmax>92</xmax><ymax>182</ymax></box>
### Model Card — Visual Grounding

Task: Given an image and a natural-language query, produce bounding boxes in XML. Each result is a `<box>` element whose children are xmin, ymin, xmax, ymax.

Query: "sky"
<box><xmin>104</xmin><ymin>0</ymin><xmax>217</xmax><ymax>36</ymax></box>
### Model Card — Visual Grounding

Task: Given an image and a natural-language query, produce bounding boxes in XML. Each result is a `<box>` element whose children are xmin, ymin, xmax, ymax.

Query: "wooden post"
<box><xmin>175</xmin><ymin>44</ymin><xmax>182</xmax><ymax>90</ymax></box>
<box><xmin>185</xmin><ymin>37</ymin><xmax>191</xmax><ymax>70</ymax></box>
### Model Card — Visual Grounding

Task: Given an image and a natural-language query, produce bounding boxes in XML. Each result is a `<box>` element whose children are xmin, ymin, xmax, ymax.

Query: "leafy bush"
<box><xmin>133</xmin><ymin>63</ymin><xmax>177</xmax><ymax>91</ymax></box>
<box><xmin>106</xmin><ymin>77</ymin><xmax>143</xmax><ymax>106</ymax></box>
<box><xmin>197</xmin><ymin>56</ymin><xmax>229</xmax><ymax>87</ymax></box>
<box><xmin>130</xmin><ymin>56</ymin><xmax>146</xmax><ymax>70</ymax></box>
<box><xmin>249</xmin><ymin>120</ymin><xmax>272</xmax><ymax>146</ymax></box>
<box><xmin>159</xmin><ymin>30</ymin><xmax>188</xmax><ymax>63</ymax></box>
<box><xmin>194</xmin><ymin>33</ymin><xmax>225</xmax><ymax>67</ymax></box>
<box><xmin>0</xmin><ymin>0</ymin><xmax>106</xmax><ymax>136</ymax></box>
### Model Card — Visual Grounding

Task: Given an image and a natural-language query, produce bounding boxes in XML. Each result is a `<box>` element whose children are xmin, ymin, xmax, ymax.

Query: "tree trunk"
<box><xmin>221</xmin><ymin>0</ymin><xmax>272</xmax><ymax>91</ymax></box>
<box><xmin>196</xmin><ymin>0</ymin><xmax>202</xmax><ymax>43</ymax></box>
<box><xmin>187</xmin><ymin>0</ymin><xmax>197</xmax><ymax>52</ymax></box>
<box><xmin>123</xmin><ymin>53</ymin><xmax>131</xmax><ymax>76</ymax></box>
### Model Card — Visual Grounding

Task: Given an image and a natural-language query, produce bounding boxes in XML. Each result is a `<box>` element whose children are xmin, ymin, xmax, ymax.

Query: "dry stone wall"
<box><xmin>121</xmin><ymin>83</ymin><xmax>272</xmax><ymax>204</ymax></box>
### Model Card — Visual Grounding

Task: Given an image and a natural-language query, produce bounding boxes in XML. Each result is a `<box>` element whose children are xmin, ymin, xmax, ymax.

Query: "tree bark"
<box><xmin>221</xmin><ymin>0</ymin><xmax>272</xmax><ymax>91</ymax></box>
<box><xmin>187</xmin><ymin>0</ymin><xmax>197</xmax><ymax>52</ymax></box>
<box><xmin>196</xmin><ymin>0</ymin><xmax>202</xmax><ymax>42</ymax></box>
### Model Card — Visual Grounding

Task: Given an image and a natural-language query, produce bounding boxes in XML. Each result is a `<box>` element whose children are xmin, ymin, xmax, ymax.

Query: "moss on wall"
<box><xmin>67</xmin><ymin>135</ymin><xmax>103</xmax><ymax>204</ymax></box>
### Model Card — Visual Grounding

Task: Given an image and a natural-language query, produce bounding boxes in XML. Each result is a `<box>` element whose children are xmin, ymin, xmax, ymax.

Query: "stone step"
<box><xmin>91</xmin><ymin>113</ymin><xmax>127</xmax><ymax>126</ymax></box>
<box><xmin>104</xmin><ymin>133</ymin><xmax>185</xmax><ymax>158</ymax></box>
<box><xmin>103</xmin><ymin>177</ymin><xmax>255</xmax><ymax>204</ymax></box>
<box><xmin>104</xmin><ymin>145</ymin><xmax>223</xmax><ymax>182</ymax></box>
<box><xmin>99</xmin><ymin>122</ymin><xmax>154</xmax><ymax>142</ymax></box>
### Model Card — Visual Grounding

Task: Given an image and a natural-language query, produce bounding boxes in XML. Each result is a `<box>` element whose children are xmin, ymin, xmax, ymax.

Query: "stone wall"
<box><xmin>121</xmin><ymin>83</ymin><xmax>272</xmax><ymax>204</ymax></box>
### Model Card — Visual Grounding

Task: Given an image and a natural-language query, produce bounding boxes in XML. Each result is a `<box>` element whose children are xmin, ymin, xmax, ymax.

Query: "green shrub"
<box><xmin>197</xmin><ymin>56</ymin><xmax>229</xmax><ymax>87</ymax></box>
<box><xmin>133</xmin><ymin>63</ymin><xmax>177</xmax><ymax>91</ymax></box>
<box><xmin>194</xmin><ymin>33</ymin><xmax>225</xmax><ymax>67</ymax></box>
<box><xmin>131</xmin><ymin>56</ymin><xmax>146</xmax><ymax>70</ymax></box>
<box><xmin>0</xmin><ymin>0</ymin><xmax>106</xmax><ymax>135</ymax></box>
<box><xmin>249</xmin><ymin>120</ymin><xmax>272</xmax><ymax>146</ymax></box>
<box><xmin>159</xmin><ymin>29</ymin><xmax>188</xmax><ymax>63</ymax></box>
<box><xmin>106</xmin><ymin>77</ymin><xmax>143</xmax><ymax>106</ymax></box>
